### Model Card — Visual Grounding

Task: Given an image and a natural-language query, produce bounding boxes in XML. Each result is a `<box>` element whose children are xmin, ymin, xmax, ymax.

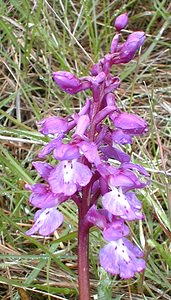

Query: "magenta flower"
<box><xmin>48</xmin><ymin>160</ymin><xmax>92</xmax><ymax>196</ymax></box>
<box><xmin>102</xmin><ymin>187</ymin><xmax>143</xmax><ymax>220</ymax></box>
<box><xmin>37</xmin><ymin>116</ymin><xmax>69</xmax><ymax>135</ymax></box>
<box><xmin>113</xmin><ymin>112</ymin><xmax>148</xmax><ymax>134</ymax></box>
<box><xmin>99</xmin><ymin>238</ymin><xmax>146</xmax><ymax>278</ymax></box>
<box><xmin>26</xmin><ymin>208</ymin><xmax>64</xmax><ymax>236</ymax></box>
<box><xmin>25</xmin><ymin>183</ymin><xmax>63</xmax><ymax>208</ymax></box>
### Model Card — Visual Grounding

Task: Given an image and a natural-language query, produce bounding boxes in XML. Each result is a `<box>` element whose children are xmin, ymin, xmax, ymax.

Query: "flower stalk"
<box><xmin>78</xmin><ymin>209</ymin><xmax>90</xmax><ymax>300</ymax></box>
<box><xmin>25</xmin><ymin>13</ymin><xmax>149</xmax><ymax>298</ymax></box>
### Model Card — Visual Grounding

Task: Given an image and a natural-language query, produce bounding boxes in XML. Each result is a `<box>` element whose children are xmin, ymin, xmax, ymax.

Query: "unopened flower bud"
<box><xmin>114</xmin><ymin>13</ymin><xmax>128</xmax><ymax>31</ymax></box>
<box><xmin>53</xmin><ymin>71</ymin><xmax>90</xmax><ymax>94</ymax></box>
<box><xmin>120</xmin><ymin>31</ymin><xmax>145</xmax><ymax>63</ymax></box>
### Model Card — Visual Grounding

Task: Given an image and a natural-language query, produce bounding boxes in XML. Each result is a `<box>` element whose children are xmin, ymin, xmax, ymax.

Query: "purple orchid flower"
<box><xmin>37</xmin><ymin>116</ymin><xmax>69</xmax><ymax>135</ymax></box>
<box><xmin>48</xmin><ymin>160</ymin><xmax>92</xmax><ymax>196</ymax></box>
<box><xmin>99</xmin><ymin>238</ymin><xmax>146</xmax><ymax>279</ymax></box>
<box><xmin>26</xmin><ymin>207</ymin><xmax>64</xmax><ymax>236</ymax></box>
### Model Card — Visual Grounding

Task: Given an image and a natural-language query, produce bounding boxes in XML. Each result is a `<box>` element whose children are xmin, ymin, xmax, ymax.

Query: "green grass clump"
<box><xmin>0</xmin><ymin>0</ymin><xmax>171</xmax><ymax>299</ymax></box>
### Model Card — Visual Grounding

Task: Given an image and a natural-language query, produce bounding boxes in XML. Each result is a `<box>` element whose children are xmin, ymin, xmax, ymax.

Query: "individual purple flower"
<box><xmin>53</xmin><ymin>71</ymin><xmax>91</xmax><ymax>94</ymax></box>
<box><xmin>97</xmin><ymin>163</ymin><xmax>148</xmax><ymax>191</ymax></box>
<box><xmin>99</xmin><ymin>237</ymin><xmax>146</xmax><ymax>278</ymax></box>
<box><xmin>114</xmin><ymin>13</ymin><xmax>128</xmax><ymax>31</ymax></box>
<box><xmin>37</xmin><ymin>116</ymin><xmax>69</xmax><ymax>135</ymax></box>
<box><xmin>48</xmin><ymin>160</ymin><xmax>92</xmax><ymax>196</ymax></box>
<box><xmin>113</xmin><ymin>112</ymin><xmax>148</xmax><ymax>134</ymax></box>
<box><xmin>26</xmin><ymin>207</ymin><xmax>64</xmax><ymax>236</ymax></box>
<box><xmin>25</xmin><ymin>183</ymin><xmax>65</xmax><ymax>208</ymax></box>
<box><xmin>102</xmin><ymin>187</ymin><xmax>143</xmax><ymax>220</ymax></box>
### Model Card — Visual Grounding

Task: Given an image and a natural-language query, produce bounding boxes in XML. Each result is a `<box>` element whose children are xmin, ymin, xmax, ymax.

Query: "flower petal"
<box><xmin>112</xmin><ymin>129</ymin><xmax>133</xmax><ymax>144</ymax></box>
<box><xmin>113</xmin><ymin>112</ymin><xmax>148</xmax><ymax>134</ymax></box>
<box><xmin>48</xmin><ymin>160</ymin><xmax>92</xmax><ymax>196</ymax></box>
<box><xmin>32</xmin><ymin>162</ymin><xmax>54</xmax><ymax>180</ymax></box>
<box><xmin>103</xmin><ymin>220</ymin><xmax>130</xmax><ymax>241</ymax></box>
<box><xmin>37</xmin><ymin>117</ymin><xmax>68</xmax><ymax>135</ymax></box>
<box><xmin>53</xmin><ymin>144</ymin><xmax>80</xmax><ymax>161</ymax></box>
<box><xmin>101</xmin><ymin>145</ymin><xmax>130</xmax><ymax>163</ymax></box>
<box><xmin>102</xmin><ymin>187</ymin><xmax>143</xmax><ymax>220</ymax></box>
<box><xmin>26</xmin><ymin>208</ymin><xmax>64</xmax><ymax>236</ymax></box>
<box><xmin>53</xmin><ymin>71</ymin><xmax>91</xmax><ymax>94</ymax></box>
<box><xmin>99</xmin><ymin>238</ymin><xmax>146</xmax><ymax>279</ymax></box>
<box><xmin>28</xmin><ymin>183</ymin><xmax>64</xmax><ymax>208</ymax></box>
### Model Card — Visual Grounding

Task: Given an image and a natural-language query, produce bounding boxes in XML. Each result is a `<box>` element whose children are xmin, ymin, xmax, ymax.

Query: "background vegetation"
<box><xmin>0</xmin><ymin>0</ymin><xmax>171</xmax><ymax>299</ymax></box>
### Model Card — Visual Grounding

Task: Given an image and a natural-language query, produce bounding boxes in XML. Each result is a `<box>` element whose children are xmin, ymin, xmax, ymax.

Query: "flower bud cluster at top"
<box><xmin>26</xmin><ymin>13</ymin><xmax>149</xmax><ymax>279</ymax></box>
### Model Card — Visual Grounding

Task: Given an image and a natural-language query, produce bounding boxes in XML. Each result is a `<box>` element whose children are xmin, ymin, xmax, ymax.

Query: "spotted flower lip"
<box><xmin>102</xmin><ymin>187</ymin><xmax>143</xmax><ymax>221</ymax></box>
<box><xmin>26</xmin><ymin>208</ymin><xmax>64</xmax><ymax>236</ymax></box>
<box><xmin>48</xmin><ymin>160</ymin><xmax>92</xmax><ymax>196</ymax></box>
<box><xmin>99</xmin><ymin>238</ymin><xmax>146</xmax><ymax>279</ymax></box>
